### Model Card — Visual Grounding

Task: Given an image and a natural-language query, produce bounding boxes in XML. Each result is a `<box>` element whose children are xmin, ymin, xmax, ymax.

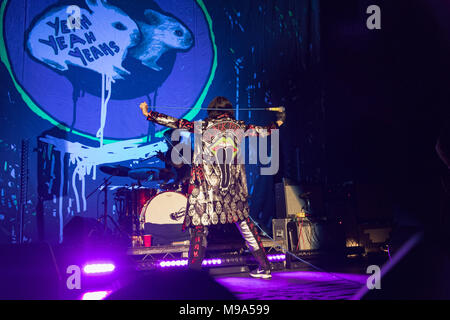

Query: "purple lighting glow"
<box><xmin>156</xmin><ymin>256</ymin><xmax>285</xmax><ymax>268</ymax></box>
<box><xmin>202</xmin><ymin>259</ymin><xmax>223</xmax><ymax>266</ymax></box>
<box><xmin>159</xmin><ymin>259</ymin><xmax>189</xmax><ymax>268</ymax></box>
<box><xmin>83</xmin><ymin>263</ymin><xmax>116</xmax><ymax>274</ymax></box>
<box><xmin>215</xmin><ymin>271</ymin><xmax>367</xmax><ymax>300</ymax></box>
<box><xmin>81</xmin><ymin>290</ymin><xmax>112</xmax><ymax>300</ymax></box>
<box><xmin>267</xmin><ymin>254</ymin><xmax>286</xmax><ymax>261</ymax></box>
<box><xmin>158</xmin><ymin>258</ymin><xmax>224</xmax><ymax>268</ymax></box>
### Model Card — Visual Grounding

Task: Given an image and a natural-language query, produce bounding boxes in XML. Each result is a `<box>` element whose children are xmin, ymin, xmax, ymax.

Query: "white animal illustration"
<box><xmin>27</xmin><ymin>0</ymin><xmax>140</xmax><ymax>80</ymax></box>
<box><xmin>129</xmin><ymin>9</ymin><xmax>193</xmax><ymax>71</ymax></box>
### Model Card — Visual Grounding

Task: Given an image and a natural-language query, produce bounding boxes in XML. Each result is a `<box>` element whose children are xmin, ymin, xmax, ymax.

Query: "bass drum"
<box><xmin>140</xmin><ymin>191</ymin><xmax>188</xmax><ymax>226</ymax></box>
<box><xmin>114</xmin><ymin>187</ymin><xmax>157</xmax><ymax>235</ymax></box>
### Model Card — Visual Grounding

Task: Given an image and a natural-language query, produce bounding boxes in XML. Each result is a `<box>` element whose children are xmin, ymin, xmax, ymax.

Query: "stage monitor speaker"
<box><xmin>63</xmin><ymin>216</ymin><xmax>105</xmax><ymax>245</ymax></box>
<box><xmin>0</xmin><ymin>243</ymin><xmax>60</xmax><ymax>299</ymax></box>
<box><xmin>107</xmin><ymin>269</ymin><xmax>236</xmax><ymax>300</ymax></box>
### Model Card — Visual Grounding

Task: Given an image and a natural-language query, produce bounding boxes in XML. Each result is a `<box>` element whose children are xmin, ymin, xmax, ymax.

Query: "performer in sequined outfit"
<box><xmin>139</xmin><ymin>97</ymin><xmax>285</xmax><ymax>278</ymax></box>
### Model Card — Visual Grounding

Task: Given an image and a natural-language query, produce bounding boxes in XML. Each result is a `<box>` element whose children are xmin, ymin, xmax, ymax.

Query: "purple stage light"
<box><xmin>81</xmin><ymin>290</ymin><xmax>111</xmax><ymax>300</ymax></box>
<box><xmin>267</xmin><ymin>254</ymin><xmax>286</xmax><ymax>261</ymax></box>
<box><xmin>157</xmin><ymin>256</ymin><xmax>283</xmax><ymax>269</ymax></box>
<box><xmin>159</xmin><ymin>259</ymin><xmax>188</xmax><ymax>268</ymax></box>
<box><xmin>83</xmin><ymin>263</ymin><xmax>116</xmax><ymax>274</ymax></box>
<box><xmin>158</xmin><ymin>258</ymin><xmax>224</xmax><ymax>268</ymax></box>
<box><xmin>202</xmin><ymin>258</ymin><xmax>222</xmax><ymax>266</ymax></box>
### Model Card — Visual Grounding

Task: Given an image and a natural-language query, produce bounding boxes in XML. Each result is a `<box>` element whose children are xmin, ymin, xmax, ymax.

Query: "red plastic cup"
<box><xmin>143</xmin><ymin>235</ymin><xmax>152</xmax><ymax>247</ymax></box>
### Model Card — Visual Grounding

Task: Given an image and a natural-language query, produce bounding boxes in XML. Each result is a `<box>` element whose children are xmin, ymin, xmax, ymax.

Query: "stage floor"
<box><xmin>214</xmin><ymin>269</ymin><xmax>368</xmax><ymax>300</ymax></box>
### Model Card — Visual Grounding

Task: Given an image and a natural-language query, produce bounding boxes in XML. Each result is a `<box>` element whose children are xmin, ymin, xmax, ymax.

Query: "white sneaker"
<box><xmin>249</xmin><ymin>267</ymin><xmax>272</xmax><ymax>279</ymax></box>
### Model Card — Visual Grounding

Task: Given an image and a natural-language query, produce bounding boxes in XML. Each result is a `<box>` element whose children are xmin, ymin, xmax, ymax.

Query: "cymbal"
<box><xmin>99</xmin><ymin>165</ymin><xmax>130</xmax><ymax>177</ymax></box>
<box><xmin>128</xmin><ymin>167</ymin><xmax>176</xmax><ymax>181</ymax></box>
<box><xmin>128</xmin><ymin>167</ymin><xmax>170</xmax><ymax>181</ymax></box>
<box><xmin>128</xmin><ymin>168</ymin><xmax>158</xmax><ymax>181</ymax></box>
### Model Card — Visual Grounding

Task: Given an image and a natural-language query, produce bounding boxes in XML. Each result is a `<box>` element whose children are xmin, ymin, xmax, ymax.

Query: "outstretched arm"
<box><xmin>244</xmin><ymin>109</ymin><xmax>286</xmax><ymax>137</ymax></box>
<box><xmin>139</xmin><ymin>102</ymin><xmax>194</xmax><ymax>132</ymax></box>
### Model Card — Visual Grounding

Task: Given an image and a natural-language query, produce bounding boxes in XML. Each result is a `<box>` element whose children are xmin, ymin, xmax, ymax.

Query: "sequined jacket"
<box><xmin>146</xmin><ymin>111</ymin><xmax>278</xmax><ymax>229</ymax></box>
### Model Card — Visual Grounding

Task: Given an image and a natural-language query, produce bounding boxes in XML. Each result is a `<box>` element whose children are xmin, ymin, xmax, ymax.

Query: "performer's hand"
<box><xmin>276</xmin><ymin>109</ymin><xmax>286</xmax><ymax>127</ymax></box>
<box><xmin>139</xmin><ymin>102</ymin><xmax>149</xmax><ymax>117</ymax></box>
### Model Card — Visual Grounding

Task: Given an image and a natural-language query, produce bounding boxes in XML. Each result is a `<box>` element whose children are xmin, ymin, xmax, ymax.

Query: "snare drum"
<box><xmin>140</xmin><ymin>191</ymin><xmax>188</xmax><ymax>228</ymax></box>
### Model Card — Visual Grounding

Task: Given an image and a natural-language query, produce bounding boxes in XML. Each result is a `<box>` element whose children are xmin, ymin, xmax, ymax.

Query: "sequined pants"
<box><xmin>188</xmin><ymin>217</ymin><xmax>267</xmax><ymax>270</ymax></box>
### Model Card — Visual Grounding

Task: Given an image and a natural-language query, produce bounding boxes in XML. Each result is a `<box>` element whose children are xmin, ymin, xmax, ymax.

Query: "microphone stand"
<box><xmin>100</xmin><ymin>178</ymin><xmax>111</xmax><ymax>232</ymax></box>
<box><xmin>86</xmin><ymin>175</ymin><xmax>113</xmax><ymax>201</ymax></box>
<box><xmin>86</xmin><ymin>176</ymin><xmax>127</xmax><ymax>238</ymax></box>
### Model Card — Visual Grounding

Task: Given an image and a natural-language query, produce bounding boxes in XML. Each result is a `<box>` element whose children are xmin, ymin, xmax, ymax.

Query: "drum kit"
<box><xmin>97</xmin><ymin>164</ymin><xmax>188</xmax><ymax>245</ymax></box>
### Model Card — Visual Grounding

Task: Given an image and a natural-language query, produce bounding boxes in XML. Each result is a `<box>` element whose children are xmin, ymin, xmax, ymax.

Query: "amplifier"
<box><xmin>275</xmin><ymin>183</ymin><xmax>306</xmax><ymax>219</ymax></box>
<box><xmin>272</xmin><ymin>218</ymin><xmax>323</xmax><ymax>252</ymax></box>
<box><xmin>275</xmin><ymin>178</ymin><xmax>324</xmax><ymax>219</ymax></box>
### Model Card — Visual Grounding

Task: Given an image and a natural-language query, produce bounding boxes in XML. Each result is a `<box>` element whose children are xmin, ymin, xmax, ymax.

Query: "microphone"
<box><xmin>141</xmin><ymin>104</ymin><xmax>286</xmax><ymax>112</ymax></box>
<box><xmin>266</xmin><ymin>106</ymin><xmax>285</xmax><ymax>112</ymax></box>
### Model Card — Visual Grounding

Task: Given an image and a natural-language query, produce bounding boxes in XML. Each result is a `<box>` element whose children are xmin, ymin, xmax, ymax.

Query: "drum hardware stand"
<box><xmin>129</xmin><ymin>183</ymin><xmax>140</xmax><ymax>236</ymax></box>
<box><xmin>86</xmin><ymin>176</ymin><xmax>128</xmax><ymax>238</ymax></box>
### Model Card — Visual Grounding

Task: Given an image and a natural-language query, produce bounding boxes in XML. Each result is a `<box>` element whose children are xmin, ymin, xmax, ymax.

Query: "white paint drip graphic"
<box><xmin>96</xmin><ymin>74</ymin><xmax>113</xmax><ymax>147</ymax></box>
<box><xmin>39</xmin><ymin>136</ymin><xmax>168</xmax><ymax>243</ymax></box>
<box><xmin>42</xmin><ymin>67</ymin><xmax>164</xmax><ymax>243</ymax></box>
